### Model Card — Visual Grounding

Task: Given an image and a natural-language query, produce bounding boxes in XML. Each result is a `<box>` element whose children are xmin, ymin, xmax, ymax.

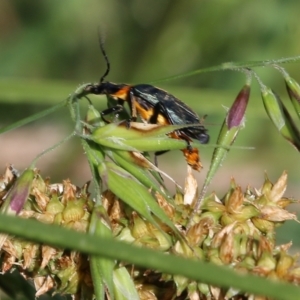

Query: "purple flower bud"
<box><xmin>3</xmin><ymin>169</ymin><xmax>35</xmax><ymax>215</ymax></box>
<box><xmin>227</xmin><ymin>85</ymin><xmax>251</xmax><ymax>129</ymax></box>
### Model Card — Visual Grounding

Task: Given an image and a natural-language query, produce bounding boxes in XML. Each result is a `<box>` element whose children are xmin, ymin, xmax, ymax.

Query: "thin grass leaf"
<box><xmin>0</xmin><ymin>100</ymin><xmax>66</xmax><ymax>135</ymax></box>
<box><xmin>107</xmin><ymin>149</ymin><xmax>169</xmax><ymax>197</ymax></box>
<box><xmin>96</xmin><ymin>136</ymin><xmax>187</xmax><ymax>152</ymax></box>
<box><xmin>113</xmin><ymin>267</ymin><xmax>140</xmax><ymax>300</ymax></box>
<box><xmin>92</xmin><ymin>121</ymin><xmax>206</xmax><ymax>140</ymax></box>
<box><xmin>102</xmin><ymin>162</ymin><xmax>182</xmax><ymax>243</ymax></box>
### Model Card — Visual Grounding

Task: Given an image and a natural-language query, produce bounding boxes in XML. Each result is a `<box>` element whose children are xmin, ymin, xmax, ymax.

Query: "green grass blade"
<box><xmin>0</xmin><ymin>100</ymin><xmax>66</xmax><ymax>135</ymax></box>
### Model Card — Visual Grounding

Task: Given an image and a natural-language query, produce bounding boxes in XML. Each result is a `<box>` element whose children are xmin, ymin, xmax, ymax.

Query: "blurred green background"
<box><xmin>1</xmin><ymin>0</ymin><xmax>300</xmax><ymax>250</ymax></box>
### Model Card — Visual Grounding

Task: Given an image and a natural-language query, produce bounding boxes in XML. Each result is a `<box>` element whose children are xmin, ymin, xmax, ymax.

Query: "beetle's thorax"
<box><xmin>92</xmin><ymin>82</ymin><xmax>130</xmax><ymax>101</ymax></box>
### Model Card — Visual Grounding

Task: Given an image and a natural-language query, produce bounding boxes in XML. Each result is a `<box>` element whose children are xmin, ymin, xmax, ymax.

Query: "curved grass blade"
<box><xmin>107</xmin><ymin>149</ymin><xmax>169</xmax><ymax>197</ymax></box>
<box><xmin>0</xmin><ymin>100</ymin><xmax>66</xmax><ymax>135</ymax></box>
<box><xmin>101</xmin><ymin>162</ymin><xmax>181</xmax><ymax>243</ymax></box>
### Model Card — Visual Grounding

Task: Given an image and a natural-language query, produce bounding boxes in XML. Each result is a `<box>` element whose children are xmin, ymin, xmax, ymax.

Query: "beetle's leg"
<box><xmin>177</xmin><ymin>131</ymin><xmax>194</xmax><ymax>153</ymax></box>
<box><xmin>101</xmin><ymin>104</ymin><xmax>124</xmax><ymax>123</ymax></box>
<box><xmin>125</xmin><ymin>91</ymin><xmax>140</xmax><ymax>128</ymax></box>
<box><xmin>128</xmin><ymin>91</ymin><xmax>138</xmax><ymax>122</ymax></box>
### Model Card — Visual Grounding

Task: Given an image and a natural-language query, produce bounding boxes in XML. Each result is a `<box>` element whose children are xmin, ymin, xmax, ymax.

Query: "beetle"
<box><xmin>86</xmin><ymin>42</ymin><xmax>209</xmax><ymax>171</ymax></box>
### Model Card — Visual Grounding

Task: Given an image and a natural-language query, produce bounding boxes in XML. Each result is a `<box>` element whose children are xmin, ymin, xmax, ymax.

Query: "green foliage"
<box><xmin>2</xmin><ymin>2</ymin><xmax>300</xmax><ymax>299</ymax></box>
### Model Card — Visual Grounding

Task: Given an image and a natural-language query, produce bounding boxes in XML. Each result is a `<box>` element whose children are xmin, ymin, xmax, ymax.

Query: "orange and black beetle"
<box><xmin>87</xmin><ymin>43</ymin><xmax>209</xmax><ymax>171</ymax></box>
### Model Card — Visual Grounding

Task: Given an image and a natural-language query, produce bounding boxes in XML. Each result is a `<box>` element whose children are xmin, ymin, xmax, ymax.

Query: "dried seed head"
<box><xmin>186</xmin><ymin>218</ymin><xmax>212</xmax><ymax>247</ymax></box>
<box><xmin>184</xmin><ymin>166</ymin><xmax>198</xmax><ymax>205</ymax></box>
<box><xmin>276</xmin><ymin>252</ymin><xmax>294</xmax><ymax>278</ymax></box>
<box><xmin>155</xmin><ymin>192</ymin><xmax>175</xmax><ymax>219</ymax></box>
<box><xmin>219</xmin><ymin>231</ymin><xmax>235</xmax><ymax>264</ymax></box>
<box><xmin>0</xmin><ymin>166</ymin><xmax>299</xmax><ymax>300</ymax></box>
<box><xmin>0</xmin><ymin>166</ymin><xmax>18</xmax><ymax>199</ymax></box>
<box><xmin>225</xmin><ymin>186</ymin><xmax>244</xmax><ymax>213</ymax></box>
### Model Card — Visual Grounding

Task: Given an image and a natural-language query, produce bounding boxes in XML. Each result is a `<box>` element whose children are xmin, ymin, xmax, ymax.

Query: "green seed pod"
<box><xmin>239</xmin><ymin>256</ymin><xmax>256</xmax><ymax>270</ymax></box>
<box><xmin>252</xmin><ymin>217</ymin><xmax>275</xmax><ymax>233</ymax></box>
<box><xmin>200</xmin><ymin>195</ymin><xmax>226</xmax><ymax>214</ymax></box>
<box><xmin>85</xmin><ymin>104</ymin><xmax>102</xmax><ymax>128</ymax></box>
<box><xmin>197</xmin><ymin>282</ymin><xmax>210</xmax><ymax>297</ymax></box>
<box><xmin>285</xmin><ymin>76</ymin><xmax>300</xmax><ymax>119</ymax></box>
<box><xmin>256</xmin><ymin>251</ymin><xmax>276</xmax><ymax>274</ymax></box>
<box><xmin>62</xmin><ymin>199</ymin><xmax>86</xmax><ymax>223</ymax></box>
<box><xmin>233</xmin><ymin>205</ymin><xmax>260</xmax><ymax>222</ymax></box>
<box><xmin>150</xmin><ymin>226</ymin><xmax>172</xmax><ymax>251</ymax></box>
<box><xmin>261</xmin><ymin>87</ymin><xmax>300</xmax><ymax>151</ymax></box>
<box><xmin>207</xmin><ymin>248</ymin><xmax>223</xmax><ymax>265</ymax></box>
<box><xmin>130</xmin><ymin>213</ymin><xmax>151</xmax><ymax>240</ymax></box>
<box><xmin>237</xmin><ymin>235</ymin><xmax>249</xmax><ymax>257</ymax></box>
<box><xmin>220</xmin><ymin>212</ymin><xmax>236</xmax><ymax>226</ymax></box>
<box><xmin>55</xmin><ymin>261</ymin><xmax>79</xmax><ymax>294</ymax></box>
<box><xmin>173</xmin><ymin>274</ymin><xmax>189</xmax><ymax>296</ymax></box>
<box><xmin>46</xmin><ymin>197</ymin><xmax>65</xmax><ymax>215</ymax></box>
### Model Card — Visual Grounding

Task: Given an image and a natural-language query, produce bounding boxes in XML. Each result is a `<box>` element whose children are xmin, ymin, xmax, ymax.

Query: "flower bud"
<box><xmin>173</xmin><ymin>274</ymin><xmax>189</xmax><ymax>296</ymax></box>
<box><xmin>219</xmin><ymin>232</ymin><xmax>235</xmax><ymax>264</ymax></box>
<box><xmin>227</xmin><ymin>84</ymin><xmax>251</xmax><ymax>129</ymax></box>
<box><xmin>85</xmin><ymin>104</ymin><xmax>102</xmax><ymax>128</ymax></box>
<box><xmin>252</xmin><ymin>217</ymin><xmax>275</xmax><ymax>233</ymax></box>
<box><xmin>225</xmin><ymin>186</ymin><xmax>244</xmax><ymax>213</ymax></box>
<box><xmin>285</xmin><ymin>76</ymin><xmax>300</xmax><ymax>119</ymax></box>
<box><xmin>255</xmin><ymin>252</ymin><xmax>276</xmax><ymax>275</ymax></box>
<box><xmin>200</xmin><ymin>194</ymin><xmax>226</xmax><ymax>214</ymax></box>
<box><xmin>199</xmin><ymin>85</ymin><xmax>251</xmax><ymax>207</ymax></box>
<box><xmin>62</xmin><ymin>199</ymin><xmax>86</xmax><ymax>224</ymax></box>
<box><xmin>2</xmin><ymin>169</ymin><xmax>35</xmax><ymax>215</ymax></box>
<box><xmin>234</xmin><ymin>205</ymin><xmax>260</xmax><ymax>222</ymax></box>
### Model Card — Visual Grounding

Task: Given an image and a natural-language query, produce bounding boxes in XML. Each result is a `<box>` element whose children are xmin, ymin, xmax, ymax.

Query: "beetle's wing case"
<box><xmin>132</xmin><ymin>84</ymin><xmax>199</xmax><ymax>124</ymax></box>
<box><xmin>132</xmin><ymin>84</ymin><xmax>209</xmax><ymax>143</ymax></box>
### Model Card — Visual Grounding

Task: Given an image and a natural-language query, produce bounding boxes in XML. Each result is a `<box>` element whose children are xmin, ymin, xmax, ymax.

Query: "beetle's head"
<box><xmin>89</xmin><ymin>82</ymin><xmax>129</xmax><ymax>98</ymax></box>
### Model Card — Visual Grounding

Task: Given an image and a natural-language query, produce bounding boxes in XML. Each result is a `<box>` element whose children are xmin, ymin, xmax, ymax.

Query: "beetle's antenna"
<box><xmin>98</xmin><ymin>34</ymin><xmax>110</xmax><ymax>83</ymax></box>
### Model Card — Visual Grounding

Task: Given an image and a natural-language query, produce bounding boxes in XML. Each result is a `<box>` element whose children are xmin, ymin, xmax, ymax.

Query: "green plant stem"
<box><xmin>152</xmin><ymin>55</ymin><xmax>300</xmax><ymax>83</ymax></box>
<box><xmin>0</xmin><ymin>100</ymin><xmax>66</xmax><ymax>135</ymax></box>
